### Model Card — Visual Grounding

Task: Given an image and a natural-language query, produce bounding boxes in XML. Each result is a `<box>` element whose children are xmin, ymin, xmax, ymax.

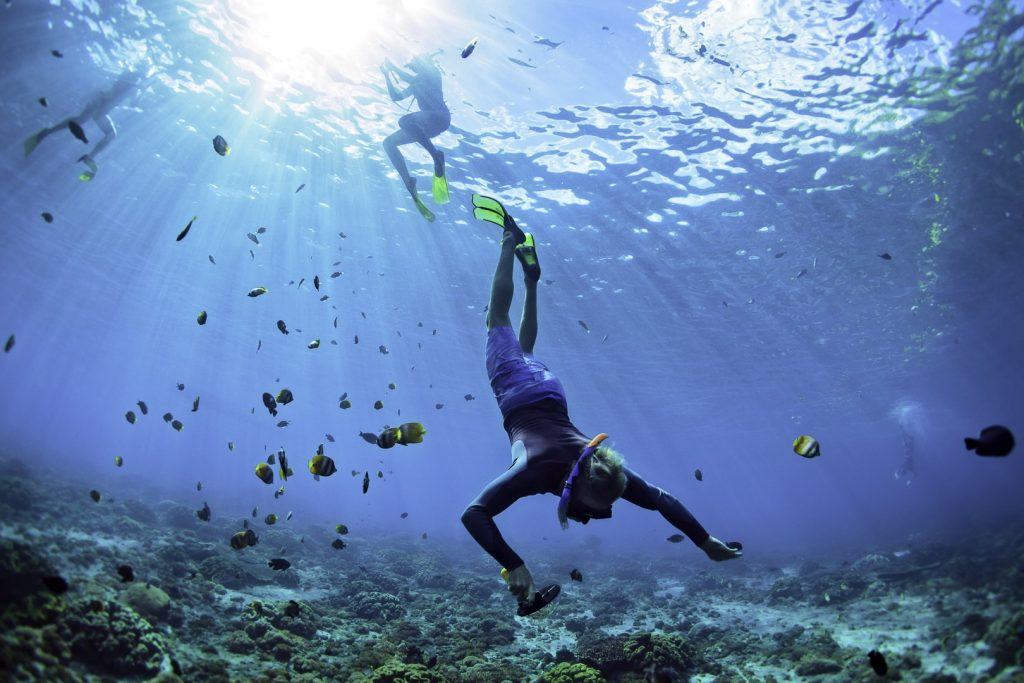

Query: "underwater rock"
<box><xmin>575</xmin><ymin>632</ymin><xmax>632</xmax><ymax>675</ymax></box>
<box><xmin>196</xmin><ymin>555</ymin><xmax>266</xmax><ymax>589</ymax></box>
<box><xmin>985</xmin><ymin>608</ymin><xmax>1024</xmax><ymax>667</ymax></box>
<box><xmin>0</xmin><ymin>539</ymin><xmax>56</xmax><ymax>608</ymax></box>
<box><xmin>156</xmin><ymin>500</ymin><xmax>201</xmax><ymax>530</ymax></box>
<box><xmin>623</xmin><ymin>631</ymin><xmax>697</xmax><ymax>673</ymax></box>
<box><xmin>0</xmin><ymin>624</ymin><xmax>78</xmax><ymax>682</ymax></box>
<box><xmin>349</xmin><ymin>658</ymin><xmax>433</xmax><ymax>682</ymax></box>
<box><xmin>538</xmin><ymin>661</ymin><xmax>604</xmax><ymax>682</ymax></box>
<box><xmin>794</xmin><ymin>657</ymin><xmax>842</xmax><ymax>675</ymax></box>
<box><xmin>121</xmin><ymin>498</ymin><xmax>159</xmax><ymax>526</ymax></box>
<box><xmin>122</xmin><ymin>582</ymin><xmax>171</xmax><ymax>621</ymax></box>
<box><xmin>62</xmin><ymin>598</ymin><xmax>170</xmax><ymax>676</ymax></box>
<box><xmin>350</xmin><ymin>590</ymin><xmax>404</xmax><ymax>621</ymax></box>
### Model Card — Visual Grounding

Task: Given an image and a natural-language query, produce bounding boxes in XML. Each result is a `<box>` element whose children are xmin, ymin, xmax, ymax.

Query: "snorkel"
<box><xmin>557</xmin><ymin>433</ymin><xmax>608</xmax><ymax>530</ymax></box>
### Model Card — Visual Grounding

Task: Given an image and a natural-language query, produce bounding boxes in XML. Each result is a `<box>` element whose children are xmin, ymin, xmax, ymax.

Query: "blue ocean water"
<box><xmin>0</xmin><ymin>0</ymin><xmax>1022</xmax><ymax>680</ymax></box>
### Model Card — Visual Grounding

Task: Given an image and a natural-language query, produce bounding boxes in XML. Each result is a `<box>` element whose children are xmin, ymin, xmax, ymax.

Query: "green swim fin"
<box><xmin>77</xmin><ymin>155</ymin><xmax>98</xmax><ymax>182</ymax></box>
<box><xmin>516</xmin><ymin>232</ymin><xmax>541</xmax><ymax>281</ymax></box>
<box><xmin>24</xmin><ymin>131</ymin><xmax>43</xmax><ymax>157</ymax></box>
<box><xmin>471</xmin><ymin>194</ymin><xmax>525</xmax><ymax>242</ymax></box>
<box><xmin>432</xmin><ymin>174</ymin><xmax>450</xmax><ymax>205</ymax></box>
<box><xmin>413</xmin><ymin>194</ymin><xmax>436</xmax><ymax>222</ymax></box>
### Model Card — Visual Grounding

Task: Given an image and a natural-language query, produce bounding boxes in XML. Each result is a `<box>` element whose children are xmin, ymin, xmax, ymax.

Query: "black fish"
<box><xmin>464</xmin><ymin>394</ymin><xmax>475</xmax><ymax>401</ymax></box>
<box><xmin>667</xmin><ymin>534</ymin><xmax>685</xmax><ymax>543</ymax></box>
<box><xmin>284</xmin><ymin>600</ymin><xmax>300</xmax><ymax>617</ymax></box>
<box><xmin>51</xmin><ymin>49</ymin><xmax>63</xmax><ymax>58</ymax></box>
<box><xmin>333</xmin><ymin>317</ymin><xmax>338</xmax><ymax>328</ymax></box>
<box><xmin>868</xmin><ymin>650</ymin><xmax>888</xmax><ymax>676</ymax></box>
<box><xmin>435</xmin><ymin>403</ymin><xmax>444</xmax><ymax>410</ymax></box>
<box><xmin>197</xmin><ymin>502</ymin><xmax>211</xmax><ymax>522</ymax></box>
<box><xmin>3</xmin><ymin>334</ymin><xmax>12</xmax><ymax>352</ymax></box>
<box><xmin>162</xmin><ymin>412</ymin><xmax>173</xmax><ymax>422</ymax></box>
<box><xmin>116</xmin><ymin>565</ymin><xmax>134</xmax><ymax>583</ymax></box>
<box><xmin>332</xmin><ymin>539</ymin><xmax>346</xmax><ymax>550</ymax></box>
<box><xmin>373</xmin><ymin>400</ymin><xmax>383</xmax><ymax>410</ymax></box>
<box><xmin>878</xmin><ymin>252</ymin><xmax>892</xmax><ymax>260</ymax></box>
<box><xmin>362</xmin><ymin>472</ymin><xmax>369</xmax><ymax>494</ymax></box>
<box><xmin>276</xmin><ymin>420</ymin><xmax>289</xmax><ymax>428</ymax></box>
<box><xmin>326</xmin><ymin>434</ymin><xmax>335</xmax><ymax>442</ymax></box>
<box><xmin>268</xmin><ymin>558</ymin><xmax>290</xmax><ymax>571</ymax></box>
<box><xmin>796</xmin><ymin>268</ymin><xmax>808</xmax><ymax>278</ymax></box>
<box><xmin>461</xmin><ymin>37</ymin><xmax>478</xmax><ymax>58</ymax></box>
<box><xmin>41</xmin><ymin>575</ymin><xmax>68</xmax><ymax>594</ymax></box>
<box><xmin>176</xmin><ymin>216</ymin><xmax>197</xmax><ymax>241</ymax></box>
<box><xmin>38</xmin><ymin>97</ymin><xmax>48</xmax><ymax>107</ymax></box>
<box><xmin>578</xmin><ymin>320</ymin><xmax>589</xmax><ymax>332</ymax></box>
<box><xmin>41</xmin><ymin>212</ymin><xmax>53</xmax><ymax>223</ymax></box>
<box><xmin>247</xmin><ymin>232</ymin><xmax>259</xmax><ymax>245</ymax></box>
<box><xmin>212</xmin><ymin>135</ymin><xmax>229</xmax><ymax>156</ymax></box>
<box><xmin>208</xmin><ymin>255</ymin><xmax>216</xmax><ymax>265</ymax></box>
<box><xmin>137</xmin><ymin>401</ymin><xmax>148</xmax><ymax>415</ymax></box>
<box><xmin>694</xmin><ymin>469</ymin><xmax>703</xmax><ymax>481</ymax></box>
<box><xmin>964</xmin><ymin>425</ymin><xmax>1015</xmax><ymax>457</ymax></box>
<box><xmin>192</xmin><ymin>396</ymin><xmax>199</xmax><ymax>412</ymax></box>
<box><xmin>569</xmin><ymin>568</ymin><xmax>583</xmax><ymax>582</ymax></box>
<box><xmin>400</xmin><ymin>512</ymin><xmax>408</xmax><ymax>519</ymax></box>
<box><xmin>314</xmin><ymin>275</ymin><xmax>320</xmax><ymax>290</ymax></box>
<box><xmin>354</xmin><ymin>335</ymin><xmax>359</xmax><ymax>344</ymax></box>
<box><xmin>262</xmin><ymin>392</ymin><xmax>278</xmax><ymax>416</ymax></box>
<box><xmin>359</xmin><ymin>432</ymin><xmax>379</xmax><ymax>445</ymax></box>
<box><xmin>774</xmin><ymin>251</ymin><xmax>786</xmax><ymax>258</ymax></box>
<box><xmin>257</xmin><ymin>226</ymin><xmax>266</xmax><ymax>234</ymax></box>
<box><xmin>330</xmin><ymin>271</ymin><xmax>341</xmax><ymax>278</ymax></box>
<box><xmin>177</xmin><ymin>383</ymin><xmax>185</xmax><ymax>391</ymax></box>
<box><xmin>196</xmin><ymin>481</ymin><xmax>202</xmax><ymax>491</ymax></box>
<box><xmin>68</xmin><ymin>120</ymin><xmax>88</xmax><ymax>143</ymax></box>
<box><xmin>379</xmin><ymin>345</ymin><xmax>388</xmax><ymax>355</ymax></box>
<box><xmin>295</xmin><ymin>183</ymin><xmax>305</xmax><ymax>194</ymax></box>
<box><xmin>125</xmin><ymin>411</ymin><xmax>136</xmax><ymax>424</ymax></box>
<box><xmin>89</xmin><ymin>490</ymin><xmax>101</xmax><ymax>502</ymax></box>
<box><xmin>277</xmin><ymin>320</ymin><xmax>289</xmax><ymax>335</ymax></box>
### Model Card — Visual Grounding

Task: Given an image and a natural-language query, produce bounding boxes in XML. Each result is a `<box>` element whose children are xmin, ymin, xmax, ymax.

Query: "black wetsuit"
<box><xmin>461</xmin><ymin>396</ymin><xmax>711</xmax><ymax>571</ymax></box>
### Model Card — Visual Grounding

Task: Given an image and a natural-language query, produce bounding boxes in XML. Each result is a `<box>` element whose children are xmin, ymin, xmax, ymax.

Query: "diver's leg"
<box><xmin>24</xmin><ymin>117</ymin><xmax>73</xmax><ymax>156</ymax></box>
<box><xmin>400</xmin><ymin>112</ymin><xmax>447</xmax><ymax>176</ymax></box>
<box><xmin>85</xmin><ymin>114</ymin><xmax>117</xmax><ymax>159</ymax></box>
<box><xmin>519</xmin><ymin>278</ymin><xmax>538</xmax><ymax>354</ymax></box>
<box><xmin>382</xmin><ymin>129</ymin><xmax>416</xmax><ymax>194</ymax></box>
<box><xmin>487</xmin><ymin>233</ymin><xmax>517</xmax><ymax>330</ymax></box>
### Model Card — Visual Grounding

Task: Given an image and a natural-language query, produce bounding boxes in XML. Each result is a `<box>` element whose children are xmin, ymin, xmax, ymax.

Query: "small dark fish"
<box><xmin>267</xmin><ymin>453</ymin><xmax>276</xmax><ymax>465</ymax></box>
<box><xmin>41</xmin><ymin>212</ymin><xmax>53</xmax><ymax>223</ymax></box>
<box><xmin>257</xmin><ymin>226</ymin><xmax>266</xmax><ymax>234</ymax></box>
<box><xmin>89</xmin><ymin>489</ymin><xmax>101</xmax><ymax>502</ymax></box>
<box><xmin>262</xmin><ymin>392</ymin><xmax>278</xmax><ymax>416</ymax></box>
<box><xmin>284</xmin><ymin>600</ymin><xmax>300</xmax><ymax>617</ymax></box>
<box><xmin>421</xmin><ymin>532</ymin><xmax>427</xmax><ymax>540</ymax></box>
<box><xmin>212</xmin><ymin>135</ymin><xmax>230</xmax><ymax>156</ymax></box>
<box><xmin>208</xmin><ymin>255</ymin><xmax>216</xmax><ymax>265</ymax></box>
<box><xmin>534</xmin><ymin>37</ymin><xmax>563</xmax><ymax>48</ymax></box>
<box><xmin>137</xmin><ymin>401</ymin><xmax>148</xmax><ymax>415</ymax></box>
<box><xmin>569</xmin><ymin>568</ymin><xmax>583</xmax><ymax>582</ymax></box>
<box><xmin>400</xmin><ymin>512</ymin><xmax>408</xmax><ymax>519</ymax></box>
<box><xmin>374</xmin><ymin>400</ymin><xmax>383</xmax><ymax>410</ymax></box>
<box><xmin>116</xmin><ymin>565</ymin><xmax>134</xmax><ymax>583</ymax></box>
<box><xmin>868</xmin><ymin>650</ymin><xmax>888</xmax><ymax>676</ymax></box>
<box><xmin>277</xmin><ymin>420</ymin><xmax>289</xmax><ymax>428</ymax></box>
<box><xmin>326</xmin><ymin>433</ymin><xmax>335</xmax><ymax>442</ymax></box>
<box><xmin>177</xmin><ymin>383</ymin><xmax>185</xmax><ymax>391</ymax></box>
<box><xmin>277</xmin><ymin>320</ymin><xmax>289</xmax><ymax>334</ymax></box>
<box><xmin>268</xmin><ymin>558</ymin><xmax>290</xmax><ymax>571</ymax></box>
<box><xmin>192</xmin><ymin>396</ymin><xmax>199</xmax><ymax>412</ymax></box>
<box><xmin>359</xmin><ymin>432</ymin><xmax>379</xmax><ymax>445</ymax></box>
<box><xmin>362</xmin><ymin>471</ymin><xmax>369</xmax><ymax>494</ymax></box>
<box><xmin>295</xmin><ymin>183</ymin><xmax>305</xmax><ymax>194</ymax></box>
<box><xmin>171</xmin><ymin>419</ymin><xmax>183</xmax><ymax>432</ymax></box>
<box><xmin>38</xmin><ymin>97</ymin><xmax>48</xmax><ymax>107</ymax></box>
<box><xmin>276</xmin><ymin>388</ymin><xmax>293</xmax><ymax>405</ymax></box>
<box><xmin>114</xmin><ymin>456</ymin><xmax>123</xmax><ymax>467</ymax></box>
<box><xmin>339</xmin><ymin>231</ymin><xmax>347</xmax><ymax>239</ymax></box>
<box><xmin>601</xmin><ymin>334</ymin><xmax>609</xmax><ymax>343</ymax></box>
<box><xmin>196</xmin><ymin>481</ymin><xmax>202</xmax><ymax>491</ymax></box>
<box><xmin>249</xmin><ymin>250</ymin><xmax>255</xmax><ymax>260</ymax></box>
<box><xmin>461</xmin><ymin>37</ymin><xmax>478</xmax><ymax>58</ymax></box>
<box><xmin>379</xmin><ymin>345</ymin><xmax>388</xmax><ymax>355</ymax></box>
<box><xmin>796</xmin><ymin>268</ymin><xmax>808</xmax><ymax>278</ymax></box>
<box><xmin>377</xmin><ymin>470</ymin><xmax>383</xmax><ymax>478</ymax></box>
<box><xmin>332</xmin><ymin>539</ymin><xmax>347</xmax><ymax>550</ymax></box>
<box><xmin>297</xmin><ymin>278</ymin><xmax>305</xmax><ymax>288</ymax></box>
<box><xmin>197</xmin><ymin>310</ymin><xmax>207</xmax><ymax>326</ymax></box>
<box><xmin>964</xmin><ymin>425</ymin><xmax>1015</xmax><ymax>457</ymax></box>
<box><xmin>197</xmin><ymin>502</ymin><xmax>211</xmax><ymax>522</ymax></box>
<box><xmin>2</xmin><ymin>334</ymin><xmax>11</xmax><ymax>352</ymax></box>
<box><xmin>333</xmin><ymin>316</ymin><xmax>338</xmax><ymax>328</ymax></box>
<box><xmin>125</xmin><ymin>411</ymin><xmax>136</xmax><ymax>424</ymax></box>
<box><xmin>339</xmin><ymin>399</ymin><xmax>352</xmax><ymax>409</ymax></box>
<box><xmin>176</xmin><ymin>216</ymin><xmax>197</xmax><ymax>242</ymax></box>
<box><xmin>435</xmin><ymin>403</ymin><xmax>444</xmax><ymax>410</ymax></box>
<box><xmin>667</xmin><ymin>534</ymin><xmax>685</xmax><ymax>543</ymax></box>
<box><xmin>388</xmin><ymin>383</ymin><xmax>396</xmax><ymax>390</ymax></box>
<box><xmin>51</xmin><ymin>49</ymin><xmax>63</xmax><ymax>58</ymax></box>
<box><xmin>247</xmin><ymin>286</ymin><xmax>267</xmax><ymax>297</ymax></box>
<box><xmin>67</xmin><ymin>121</ymin><xmax>90</xmax><ymax>145</ymax></box>
<box><xmin>247</xmin><ymin>232</ymin><xmax>260</xmax><ymax>245</ymax></box>
<box><xmin>464</xmin><ymin>394</ymin><xmax>475</xmax><ymax>401</ymax></box>
<box><xmin>314</xmin><ymin>275</ymin><xmax>320</xmax><ymax>290</ymax></box>
<box><xmin>878</xmin><ymin>252</ymin><xmax>892</xmax><ymax>260</ymax></box>
<box><xmin>251</xmin><ymin>506</ymin><xmax>258</xmax><ymax>518</ymax></box>
<box><xmin>163</xmin><ymin>412</ymin><xmax>173</xmax><ymax>422</ymax></box>
<box><xmin>694</xmin><ymin>469</ymin><xmax>703</xmax><ymax>481</ymax></box>
<box><xmin>330</xmin><ymin>271</ymin><xmax>341</xmax><ymax>278</ymax></box>
<box><xmin>774</xmin><ymin>251</ymin><xmax>786</xmax><ymax>258</ymax></box>
<box><xmin>361</xmin><ymin>312</ymin><xmax>366</xmax><ymax>319</ymax></box>
<box><xmin>41</xmin><ymin>575</ymin><xmax>68</xmax><ymax>594</ymax></box>
<box><xmin>354</xmin><ymin>335</ymin><xmax>359</xmax><ymax>344</ymax></box>
<box><xmin>336</xmin><ymin>523</ymin><xmax>349</xmax><ymax>534</ymax></box>
<box><xmin>578</xmin><ymin>320</ymin><xmax>590</xmax><ymax>332</ymax></box>
<box><xmin>319</xmin><ymin>295</ymin><xmax>329</xmax><ymax>302</ymax></box>
<box><xmin>257</xmin><ymin>339</ymin><xmax>261</xmax><ymax>351</ymax></box>
<box><xmin>508</xmin><ymin>57</ymin><xmax>536</xmax><ymax>69</ymax></box>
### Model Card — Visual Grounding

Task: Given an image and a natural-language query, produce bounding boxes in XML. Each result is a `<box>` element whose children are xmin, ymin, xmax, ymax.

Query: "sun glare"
<box><xmin>244</xmin><ymin>0</ymin><xmax>388</xmax><ymax>61</ymax></box>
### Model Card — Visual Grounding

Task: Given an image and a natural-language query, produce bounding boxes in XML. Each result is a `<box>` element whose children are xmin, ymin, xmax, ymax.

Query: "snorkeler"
<box><xmin>461</xmin><ymin>195</ymin><xmax>742</xmax><ymax>614</ymax></box>
<box><xmin>380</xmin><ymin>54</ymin><xmax>450</xmax><ymax>222</ymax></box>
<box><xmin>24</xmin><ymin>68</ymin><xmax>149</xmax><ymax>181</ymax></box>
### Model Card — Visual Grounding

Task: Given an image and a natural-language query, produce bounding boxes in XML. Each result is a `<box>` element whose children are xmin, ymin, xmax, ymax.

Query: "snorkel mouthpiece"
<box><xmin>557</xmin><ymin>433</ymin><xmax>608</xmax><ymax>530</ymax></box>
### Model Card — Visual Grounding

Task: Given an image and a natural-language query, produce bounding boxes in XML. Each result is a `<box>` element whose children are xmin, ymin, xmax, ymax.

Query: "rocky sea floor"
<box><xmin>1</xmin><ymin>454</ymin><xmax>1023</xmax><ymax>683</ymax></box>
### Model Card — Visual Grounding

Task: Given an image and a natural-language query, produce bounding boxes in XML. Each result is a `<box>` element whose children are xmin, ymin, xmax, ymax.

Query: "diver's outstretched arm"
<box><xmin>519</xmin><ymin>278</ymin><xmax>538</xmax><ymax>354</ymax></box>
<box><xmin>382</xmin><ymin>69</ymin><xmax>411</xmax><ymax>102</ymax></box>
<box><xmin>384</xmin><ymin>58</ymin><xmax>417</xmax><ymax>82</ymax></box>
<box><xmin>620</xmin><ymin>467</ymin><xmax>710</xmax><ymax>546</ymax></box>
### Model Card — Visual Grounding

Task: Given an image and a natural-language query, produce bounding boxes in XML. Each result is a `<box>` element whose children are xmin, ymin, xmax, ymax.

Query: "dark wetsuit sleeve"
<box><xmin>461</xmin><ymin>455</ymin><xmax>551</xmax><ymax>570</ymax></box>
<box><xmin>620</xmin><ymin>467</ymin><xmax>710</xmax><ymax>546</ymax></box>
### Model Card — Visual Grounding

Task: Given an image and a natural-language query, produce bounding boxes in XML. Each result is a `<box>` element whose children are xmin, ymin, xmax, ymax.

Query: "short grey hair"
<box><xmin>580</xmin><ymin>445</ymin><xmax>627</xmax><ymax>506</ymax></box>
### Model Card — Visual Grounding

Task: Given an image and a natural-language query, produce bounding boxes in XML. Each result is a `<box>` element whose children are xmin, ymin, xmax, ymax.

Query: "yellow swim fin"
<box><xmin>432</xmin><ymin>174</ymin><xmax>450</xmax><ymax>205</ymax></box>
<box><xmin>413</xmin><ymin>194</ymin><xmax>436</xmax><ymax>222</ymax></box>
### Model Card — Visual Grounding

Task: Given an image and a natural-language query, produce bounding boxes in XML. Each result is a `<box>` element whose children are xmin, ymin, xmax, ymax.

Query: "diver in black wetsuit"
<box><xmin>461</xmin><ymin>195</ymin><xmax>742</xmax><ymax>610</ymax></box>
<box><xmin>380</xmin><ymin>54</ymin><xmax>451</xmax><ymax>222</ymax></box>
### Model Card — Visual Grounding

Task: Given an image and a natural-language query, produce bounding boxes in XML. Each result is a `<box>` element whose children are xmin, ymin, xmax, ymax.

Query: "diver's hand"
<box><xmin>506</xmin><ymin>564</ymin><xmax>535</xmax><ymax>603</ymax></box>
<box><xmin>700</xmin><ymin>536</ymin><xmax>743</xmax><ymax>562</ymax></box>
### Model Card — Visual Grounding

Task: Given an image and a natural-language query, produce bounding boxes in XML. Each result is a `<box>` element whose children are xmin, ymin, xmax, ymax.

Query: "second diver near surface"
<box><xmin>380</xmin><ymin>54</ymin><xmax>451</xmax><ymax>222</ymax></box>
<box><xmin>461</xmin><ymin>194</ymin><xmax>743</xmax><ymax>615</ymax></box>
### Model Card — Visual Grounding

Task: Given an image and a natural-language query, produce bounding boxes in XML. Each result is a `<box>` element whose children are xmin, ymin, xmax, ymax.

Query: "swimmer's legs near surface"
<box><xmin>382</xmin><ymin>128</ymin><xmax>435</xmax><ymax>221</ymax></box>
<box><xmin>24</xmin><ymin>117</ymin><xmax>73</xmax><ymax>156</ymax></box>
<box><xmin>487</xmin><ymin>233</ymin><xmax>517</xmax><ymax>330</ymax></box>
<box><xmin>86</xmin><ymin>114</ymin><xmax>116</xmax><ymax>159</ymax></box>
